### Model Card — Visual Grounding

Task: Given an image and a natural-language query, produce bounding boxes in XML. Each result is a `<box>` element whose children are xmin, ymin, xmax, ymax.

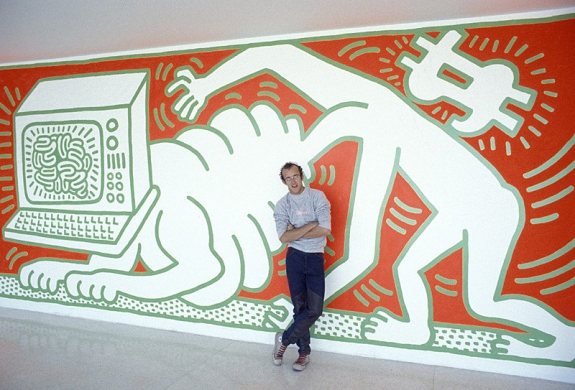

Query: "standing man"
<box><xmin>272</xmin><ymin>162</ymin><xmax>331</xmax><ymax>371</ymax></box>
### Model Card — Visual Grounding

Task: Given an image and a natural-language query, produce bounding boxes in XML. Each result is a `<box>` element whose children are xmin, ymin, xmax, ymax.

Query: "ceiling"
<box><xmin>0</xmin><ymin>0</ymin><xmax>574</xmax><ymax>64</ymax></box>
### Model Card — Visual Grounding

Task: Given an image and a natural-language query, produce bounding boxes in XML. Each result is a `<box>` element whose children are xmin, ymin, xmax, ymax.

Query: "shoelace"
<box><xmin>294</xmin><ymin>354</ymin><xmax>308</xmax><ymax>364</ymax></box>
<box><xmin>275</xmin><ymin>344</ymin><xmax>287</xmax><ymax>359</ymax></box>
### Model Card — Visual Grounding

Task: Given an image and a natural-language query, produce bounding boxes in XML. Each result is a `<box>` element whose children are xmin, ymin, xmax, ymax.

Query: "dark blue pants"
<box><xmin>282</xmin><ymin>247</ymin><xmax>325</xmax><ymax>355</ymax></box>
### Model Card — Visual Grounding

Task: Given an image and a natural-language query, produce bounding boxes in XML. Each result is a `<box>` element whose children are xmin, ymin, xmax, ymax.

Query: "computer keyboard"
<box><xmin>7</xmin><ymin>210</ymin><xmax>128</xmax><ymax>241</ymax></box>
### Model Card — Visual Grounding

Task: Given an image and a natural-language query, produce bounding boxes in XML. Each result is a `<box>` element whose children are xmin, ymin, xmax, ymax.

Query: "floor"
<box><xmin>0</xmin><ymin>307</ymin><xmax>573</xmax><ymax>390</ymax></box>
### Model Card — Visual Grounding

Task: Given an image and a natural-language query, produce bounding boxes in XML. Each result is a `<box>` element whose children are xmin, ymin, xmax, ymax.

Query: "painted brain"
<box><xmin>32</xmin><ymin>133</ymin><xmax>92</xmax><ymax>198</ymax></box>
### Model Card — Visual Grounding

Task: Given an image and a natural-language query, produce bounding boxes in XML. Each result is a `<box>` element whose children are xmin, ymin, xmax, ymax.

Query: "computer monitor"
<box><xmin>3</xmin><ymin>70</ymin><xmax>158</xmax><ymax>255</ymax></box>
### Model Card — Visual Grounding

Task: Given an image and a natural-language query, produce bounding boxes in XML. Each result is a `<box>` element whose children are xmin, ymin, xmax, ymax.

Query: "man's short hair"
<box><xmin>280</xmin><ymin>162</ymin><xmax>303</xmax><ymax>182</ymax></box>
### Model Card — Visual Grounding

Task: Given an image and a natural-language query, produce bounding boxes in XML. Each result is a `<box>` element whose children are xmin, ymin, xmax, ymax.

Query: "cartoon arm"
<box><xmin>166</xmin><ymin>44</ymin><xmax>379</xmax><ymax>123</ymax></box>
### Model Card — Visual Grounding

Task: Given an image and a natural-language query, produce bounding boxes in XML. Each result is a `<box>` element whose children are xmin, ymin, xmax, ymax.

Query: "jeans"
<box><xmin>282</xmin><ymin>247</ymin><xmax>325</xmax><ymax>355</ymax></box>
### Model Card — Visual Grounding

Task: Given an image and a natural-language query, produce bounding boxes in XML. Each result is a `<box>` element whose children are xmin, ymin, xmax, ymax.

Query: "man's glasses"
<box><xmin>284</xmin><ymin>174</ymin><xmax>301</xmax><ymax>183</ymax></box>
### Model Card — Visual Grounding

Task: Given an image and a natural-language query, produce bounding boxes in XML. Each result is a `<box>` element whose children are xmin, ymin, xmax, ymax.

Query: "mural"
<box><xmin>0</xmin><ymin>12</ymin><xmax>574</xmax><ymax>377</ymax></box>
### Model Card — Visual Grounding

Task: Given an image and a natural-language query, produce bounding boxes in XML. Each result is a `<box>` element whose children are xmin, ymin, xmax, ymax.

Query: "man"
<box><xmin>272</xmin><ymin>161</ymin><xmax>331</xmax><ymax>371</ymax></box>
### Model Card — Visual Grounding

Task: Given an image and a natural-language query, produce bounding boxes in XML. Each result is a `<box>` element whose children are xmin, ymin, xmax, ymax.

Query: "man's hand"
<box><xmin>279</xmin><ymin>221</ymin><xmax>321</xmax><ymax>244</ymax></box>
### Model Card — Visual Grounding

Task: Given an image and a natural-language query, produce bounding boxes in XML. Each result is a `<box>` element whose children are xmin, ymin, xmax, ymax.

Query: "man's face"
<box><xmin>282</xmin><ymin>166</ymin><xmax>304</xmax><ymax>195</ymax></box>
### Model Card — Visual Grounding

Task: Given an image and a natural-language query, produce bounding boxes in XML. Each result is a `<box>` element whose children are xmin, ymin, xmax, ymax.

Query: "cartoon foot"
<box><xmin>495</xmin><ymin>330</ymin><xmax>575</xmax><ymax>362</ymax></box>
<box><xmin>362</xmin><ymin>308</ymin><xmax>431</xmax><ymax>345</ymax></box>
<box><xmin>65</xmin><ymin>272</ymin><xmax>120</xmax><ymax>302</ymax></box>
<box><xmin>19</xmin><ymin>259</ymin><xmax>82</xmax><ymax>294</ymax></box>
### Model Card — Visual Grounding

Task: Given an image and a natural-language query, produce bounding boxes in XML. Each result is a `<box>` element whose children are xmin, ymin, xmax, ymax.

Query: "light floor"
<box><xmin>0</xmin><ymin>307</ymin><xmax>573</xmax><ymax>390</ymax></box>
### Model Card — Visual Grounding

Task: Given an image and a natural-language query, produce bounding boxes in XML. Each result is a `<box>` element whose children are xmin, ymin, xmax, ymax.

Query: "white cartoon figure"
<box><xmin>13</xmin><ymin>36</ymin><xmax>575</xmax><ymax>363</ymax></box>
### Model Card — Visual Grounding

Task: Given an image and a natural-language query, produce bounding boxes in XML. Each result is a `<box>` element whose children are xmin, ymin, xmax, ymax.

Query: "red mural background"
<box><xmin>0</xmin><ymin>17</ymin><xmax>573</xmax><ymax>330</ymax></box>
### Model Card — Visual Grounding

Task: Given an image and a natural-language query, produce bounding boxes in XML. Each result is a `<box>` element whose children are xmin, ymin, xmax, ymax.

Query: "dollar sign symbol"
<box><xmin>399</xmin><ymin>30</ymin><xmax>536</xmax><ymax>137</ymax></box>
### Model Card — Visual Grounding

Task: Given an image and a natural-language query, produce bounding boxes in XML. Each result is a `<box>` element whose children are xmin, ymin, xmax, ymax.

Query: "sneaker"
<box><xmin>292</xmin><ymin>354</ymin><xmax>310</xmax><ymax>371</ymax></box>
<box><xmin>272</xmin><ymin>332</ymin><xmax>286</xmax><ymax>366</ymax></box>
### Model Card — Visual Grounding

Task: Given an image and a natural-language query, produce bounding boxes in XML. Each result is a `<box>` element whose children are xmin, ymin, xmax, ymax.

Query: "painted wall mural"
<box><xmin>0</xmin><ymin>12</ymin><xmax>574</xmax><ymax>379</ymax></box>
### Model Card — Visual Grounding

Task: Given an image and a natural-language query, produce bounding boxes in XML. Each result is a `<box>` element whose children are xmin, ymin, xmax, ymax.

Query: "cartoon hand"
<box><xmin>166</xmin><ymin>66</ymin><xmax>208</xmax><ymax>123</ymax></box>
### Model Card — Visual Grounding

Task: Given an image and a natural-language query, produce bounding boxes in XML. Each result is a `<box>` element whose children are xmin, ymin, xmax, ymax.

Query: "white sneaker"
<box><xmin>292</xmin><ymin>354</ymin><xmax>310</xmax><ymax>371</ymax></box>
<box><xmin>272</xmin><ymin>332</ymin><xmax>286</xmax><ymax>366</ymax></box>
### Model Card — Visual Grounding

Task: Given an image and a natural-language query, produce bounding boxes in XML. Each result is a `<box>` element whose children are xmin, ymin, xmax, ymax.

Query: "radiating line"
<box><xmin>155</xmin><ymin>63</ymin><xmax>163</xmax><ymax>80</ymax></box>
<box><xmin>515</xmin><ymin>44</ymin><xmax>528</xmax><ymax>57</ymax></box>
<box><xmin>544</xmin><ymin>91</ymin><xmax>558</xmax><ymax>97</ymax></box>
<box><xmin>393</xmin><ymin>196</ymin><xmax>422</xmax><ymax>214</ymax></box>
<box><xmin>506</xmin><ymin>141</ymin><xmax>512</xmax><ymax>156</ymax></box>
<box><xmin>162</xmin><ymin>63</ymin><xmax>173</xmax><ymax>81</ymax></box>
<box><xmin>386</xmin><ymin>218</ymin><xmax>406</xmax><ymax>235</ymax></box>
<box><xmin>540</xmin><ymin>276</ymin><xmax>575</xmax><ymax>295</ymax></box>
<box><xmin>435</xmin><ymin>274</ymin><xmax>457</xmax><ymax>285</ymax></box>
<box><xmin>225</xmin><ymin>92</ymin><xmax>242</xmax><ymax>100</ymax></box>
<box><xmin>160</xmin><ymin>103</ymin><xmax>175</xmax><ymax>128</ymax></box>
<box><xmin>531</xmin><ymin>186</ymin><xmax>573</xmax><ymax>209</ymax></box>
<box><xmin>525</xmin><ymin>53</ymin><xmax>544</xmax><ymax>64</ymax></box>
<box><xmin>260</xmin><ymin>81</ymin><xmax>278</xmax><ymax>89</ymax></box>
<box><xmin>338</xmin><ymin>41</ymin><xmax>366</xmax><ymax>57</ymax></box>
<box><xmin>0</xmin><ymin>102</ymin><xmax>10</xmax><ymax>115</ymax></box>
<box><xmin>189</xmin><ymin>57</ymin><xmax>204</xmax><ymax>68</ymax></box>
<box><xmin>531</xmin><ymin>68</ymin><xmax>546</xmax><ymax>75</ymax></box>
<box><xmin>492</xmin><ymin>40</ymin><xmax>499</xmax><ymax>52</ymax></box>
<box><xmin>0</xmin><ymin>195</ymin><xmax>14</xmax><ymax>203</ymax></box>
<box><xmin>350</xmin><ymin>47</ymin><xmax>380</xmax><ymax>60</ymax></box>
<box><xmin>9</xmin><ymin>251</ymin><xmax>27</xmax><ymax>270</ymax></box>
<box><xmin>257</xmin><ymin>91</ymin><xmax>280</xmax><ymax>101</ymax></box>
<box><xmin>504</xmin><ymin>36</ymin><xmax>517</xmax><ymax>53</ymax></box>
<box><xmin>527</xmin><ymin>160</ymin><xmax>575</xmax><ymax>192</ymax></box>
<box><xmin>353</xmin><ymin>289</ymin><xmax>370</xmax><ymax>306</ymax></box>
<box><xmin>520</xmin><ymin>136</ymin><xmax>530</xmax><ymax>149</ymax></box>
<box><xmin>524</xmin><ymin>134</ymin><xmax>574</xmax><ymax>178</ymax></box>
<box><xmin>3</xmin><ymin>87</ymin><xmax>15</xmax><ymax>106</ymax></box>
<box><xmin>469</xmin><ymin>35</ymin><xmax>479</xmax><ymax>48</ymax></box>
<box><xmin>5</xmin><ymin>247</ymin><xmax>16</xmax><ymax>260</ymax></box>
<box><xmin>534</xmin><ymin>114</ymin><xmax>548</xmax><ymax>125</ymax></box>
<box><xmin>519</xmin><ymin>238</ymin><xmax>575</xmax><ymax>269</ymax></box>
<box><xmin>541</xmin><ymin>103</ymin><xmax>554</xmax><ymax>112</ymax></box>
<box><xmin>289</xmin><ymin>104</ymin><xmax>307</xmax><ymax>114</ymax></box>
<box><xmin>530</xmin><ymin>213</ymin><xmax>559</xmax><ymax>224</ymax></box>
<box><xmin>369</xmin><ymin>279</ymin><xmax>393</xmax><ymax>296</ymax></box>
<box><xmin>390</xmin><ymin>207</ymin><xmax>417</xmax><ymax>225</ymax></box>
<box><xmin>328</xmin><ymin>165</ymin><xmax>336</xmax><ymax>186</ymax></box>
<box><xmin>516</xmin><ymin>259</ymin><xmax>575</xmax><ymax>284</ymax></box>
<box><xmin>319</xmin><ymin>165</ymin><xmax>327</xmax><ymax>185</ymax></box>
<box><xmin>361</xmin><ymin>284</ymin><xmax>380</xmax><ymax>301</ymax></box>
<box><xmin>435</xmin><ymin>285</ymin><xmax>458</xmax><ymax>297</ymax></box>
<box><xmin>153</xmin><ymin>108</ymin><xmax>164</xmax><ymax>131</ymax></box>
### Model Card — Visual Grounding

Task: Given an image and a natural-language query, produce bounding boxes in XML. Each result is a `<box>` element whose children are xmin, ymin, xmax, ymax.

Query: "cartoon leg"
<box><xmin>363</xmin><ymin>214</ymin><xmax>463</xmax><ymax>345</ymax></box>
<box><xmin>465</xmin><ymin>191</ymin><xmax>575</xmax><ymax>361</ymax></box>
<box><xmin>65</xmin><ymin>198</ymin><xmax>223</xmax><ymax>304</ymax></box>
